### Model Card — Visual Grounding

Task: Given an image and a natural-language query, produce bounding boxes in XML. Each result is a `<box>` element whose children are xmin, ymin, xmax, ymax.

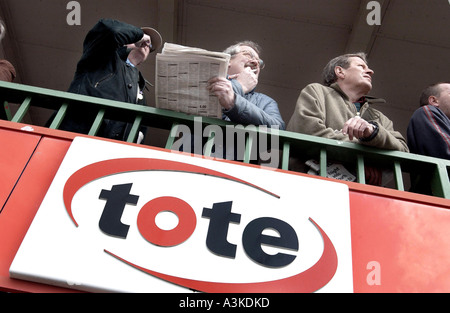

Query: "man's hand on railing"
<box><xmin>342</xmin><ymin>116</ymin><xmax>375</xmax><ymax>141</ymax></box>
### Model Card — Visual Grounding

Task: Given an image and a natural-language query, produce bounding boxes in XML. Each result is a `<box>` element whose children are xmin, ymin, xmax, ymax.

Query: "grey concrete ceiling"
<box><xmin>0</xmin><ymin>0</ymin><xmax>449</xmax><ymax>138</ymax></box>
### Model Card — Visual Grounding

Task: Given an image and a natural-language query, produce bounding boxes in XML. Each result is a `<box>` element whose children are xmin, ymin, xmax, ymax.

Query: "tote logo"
<box><xmin>63</xmin><ymin>158</ymin><xmax>339</xmax><ymax>293</ymax></box>
<box><xmin>10</xmin><ymin>137</ymin><xmax>352</xmax><ymax>293</ymax></box>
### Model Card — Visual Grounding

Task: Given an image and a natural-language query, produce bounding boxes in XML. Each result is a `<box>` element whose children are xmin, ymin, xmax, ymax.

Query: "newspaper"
<box><xmin>155</xmin><ymin>43</ymin><xmax>231</xmax><ymax>118</ymax></box>
<box><xmin>305</xmin><ymin>159</ymin><xmax>394</xmax><ymax>186</ymax></box>
<box><xmin>305</xmin><ymin>159</ymin><xmax>356</xmax><ymax>182</ymax></box>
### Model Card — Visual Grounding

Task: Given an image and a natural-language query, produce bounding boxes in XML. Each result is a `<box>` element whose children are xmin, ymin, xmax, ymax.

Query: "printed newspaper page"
<box><xmin>155</xmin><ymin>43</ymin><xmax>230</xmax><ymax>119</ymax></box>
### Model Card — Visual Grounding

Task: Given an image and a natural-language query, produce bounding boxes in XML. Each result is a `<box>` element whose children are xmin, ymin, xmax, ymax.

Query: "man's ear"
<box><xmin>335</xmin><ymin>66</ymin><xmax>345</xmax><ymax>80</ymax></box>
<box><xmin>428</xmin><ymin>95</ymin><xmax>439</xmax><ymax>107</ymax></box>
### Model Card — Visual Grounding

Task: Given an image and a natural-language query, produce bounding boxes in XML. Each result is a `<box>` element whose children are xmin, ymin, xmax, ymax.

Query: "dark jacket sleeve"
<box><xmin>407</xmin><ymin>105</ymin><xmax>450</xmax><ymax>159</ymax></box>
<box><xmin>77</xmin><ymin>19</ymin><xmax>144</xmax><ymax>71</ymax></box>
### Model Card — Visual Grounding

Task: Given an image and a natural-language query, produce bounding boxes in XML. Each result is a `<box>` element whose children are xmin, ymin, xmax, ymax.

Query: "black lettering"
<box><xmin>202</xmin><ymin>201</ymin><xmax>241</xmax><ymax>258</ymax></box>
<box><xmin>243</xmin><ymin>217</ymin><xmax>299</xmax><ymax>267</ymax></box>
<box><xmin>98</xmin><ymin>183</ymin><xmax>139</xmax><ymax>238</ymax></box>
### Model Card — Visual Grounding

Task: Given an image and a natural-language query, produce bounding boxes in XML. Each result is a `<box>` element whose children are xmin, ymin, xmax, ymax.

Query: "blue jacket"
<box><xmin>222</xmin><ymin>79</ymin><xmax>285</xmax><ymax>130</ymax></box>
<box><xmin>407</xmin><ymin>105</ymin><xmax>450</xmax><ymax>160</ymax></box>
<box><xmin>407</xmin><ymin>104</ymin><xmax>450</xmax><ymax>195</ymax></box>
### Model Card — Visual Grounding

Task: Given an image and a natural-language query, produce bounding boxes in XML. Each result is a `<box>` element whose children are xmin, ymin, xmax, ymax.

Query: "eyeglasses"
<box><xmin>236</xmin><ymin>50</ymin><xmax>265</xmax><ymax>70</ymax></box>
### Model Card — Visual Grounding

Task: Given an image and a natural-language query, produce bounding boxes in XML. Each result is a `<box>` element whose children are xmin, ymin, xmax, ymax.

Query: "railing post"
<box><xmin>166</xmin><ymin>123</ymin><xmax>179</xmax><ymax>150</ymax></box>
<box><xmin>431</xmin><ymin>163</ymin><xmax>450</xmax><ymax>199</ymax></box>
<box><xmin>319</xmin><ymin>148</ymin><xmax>327</xmax><ymax>177</ymax></box>
<box><xmin>49</xmin><ymin>103</ymin><xmax>69</xmax><ymax>130</ymax></box>
<box><xmin>203</xmin><ymin>128</ymin><xmax>216</xmax><ymax>157</ymax></box>
<box><xmin>393</xmin><ymin>161</ymin><xmax>405</xmax><ymax>191</ymax></box>
<box><xmin>356</xmin><ymin>154</ymin><xmax>366</xmax><ymax>184</ymax></box>
<box><xmin>1</xmin><ymin>101</ymin><xmax>12</xmax><ymax>121</ymax></box>
<box><xmin>11</xmin><ymin>97</ymin><xmax>32</xmax><ymax>123</ymax></box>
<box><xmin>281</xmin><ymin>142</ymin><xmax>290</xmax><ymax>171</ymax></box>
<box><xmin>244</xmin><ymin>133</ymin><xmax>254</xmax><ymax>164</ymax></box>
<box><xmin>88</xmin><ymin>109</ymin><xmax>106</xmax><ymax>136</ymax></box>
<box><xmin>126</xmin><ymin>115</ymin><xmax>143</xmax><ymax>143</ymax></box>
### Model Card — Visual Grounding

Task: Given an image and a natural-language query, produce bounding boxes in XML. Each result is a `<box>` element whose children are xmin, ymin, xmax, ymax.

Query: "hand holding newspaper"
<box><xmin>155</xmin><ymin>43</ymin><xmax>231</xmax><ymax>118</ymax></box>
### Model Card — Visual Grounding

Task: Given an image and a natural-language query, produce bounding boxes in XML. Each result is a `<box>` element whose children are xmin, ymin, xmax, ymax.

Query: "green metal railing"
<box><xmin>1</xmin><ymin>81</ymin><xmax>449</xmax><ymax>199</ymax></box>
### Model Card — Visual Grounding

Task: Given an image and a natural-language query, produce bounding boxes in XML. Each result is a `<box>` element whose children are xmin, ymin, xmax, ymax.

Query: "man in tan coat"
<box><xmin>288</xmin><ymin>52</ymin><xmax>408</xmax><ymax>151</ymax></box>
<box><xmin>287</xmin><ymin>52</ymin><xmax>408</xmax><ymax>184</ymax></box>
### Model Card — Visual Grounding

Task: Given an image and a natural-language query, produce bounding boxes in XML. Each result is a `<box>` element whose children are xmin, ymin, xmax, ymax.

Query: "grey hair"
<box><xmin>419</xmin><ymin>82</ymin><xmax>450</xmax><ymax>107</ymax></box>
<box><xmin>223</xmin><ymin>41</ymin><xmax>262</xmax><ymax>57</ymax></box>
<box><xmin>322</xmin><ymin>52</ymin><xmax>368</xmax><ymax>86</ymax></box>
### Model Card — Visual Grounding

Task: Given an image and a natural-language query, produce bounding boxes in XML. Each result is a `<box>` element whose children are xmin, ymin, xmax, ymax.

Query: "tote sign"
<box><xmin>10</xmin><ymin>137</ymin><xmax>353</xmax><ymax>293</ymax></box>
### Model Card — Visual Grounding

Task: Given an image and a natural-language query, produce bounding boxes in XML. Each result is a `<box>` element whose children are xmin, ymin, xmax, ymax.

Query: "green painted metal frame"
<box><xmin>1</xmin><ymin>81</ymin><xmax>449</xmax><ymax>198</ymax></box>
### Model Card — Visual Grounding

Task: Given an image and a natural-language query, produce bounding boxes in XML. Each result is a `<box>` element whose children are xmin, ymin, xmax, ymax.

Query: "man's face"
<box><xmin>340</xmin><ymin>57</ymin><xmax>374</xmax><ymax>93</ymax></box>
<box><xmin>135</xmin><ymin>45</ymin><xmax>151</xmax><ymax>62</ymax></box>
<box><xmin>228</xmin><ymin>45</ymin><xmax>263</xmax><ymax>77</ymax></box>
<box><xmin>128</xmin><ymin>44</ymin><xmax>150</xmax><ymax>64</ymax></box>
<box><xmin>434</xmin><ymin>83</ymin><xmax>450</xmax><ymax>119</ymax></box>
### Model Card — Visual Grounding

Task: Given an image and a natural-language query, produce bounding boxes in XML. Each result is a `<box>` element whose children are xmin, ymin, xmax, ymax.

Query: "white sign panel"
<box><xmin>10</xmin><ymin>137</ymin><xmax>353</xmax><ymax>293</ymax></box>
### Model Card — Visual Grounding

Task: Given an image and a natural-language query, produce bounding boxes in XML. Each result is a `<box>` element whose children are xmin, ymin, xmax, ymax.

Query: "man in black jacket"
<box><xmin>407</xmin><ymin>82</ymin><xmax>450</xmax><ymax>160</ymax></box>
<box><xmin>58</xmin><ymin>18</ymin><xmax>162</xmax><ymax>142</ymax></box>
<box><xmin>407</xmin><ymin>82</ymin><xmax>450</xmax><ymax>195</ymax></box>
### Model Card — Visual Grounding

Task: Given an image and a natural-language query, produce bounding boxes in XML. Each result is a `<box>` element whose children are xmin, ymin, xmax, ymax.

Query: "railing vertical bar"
<box><xmin>319</xmin><ymin>148</ymin><xmax>327</xmax><ymax>177</ymax></box>
<box><xmin>11</xmin><ymin>97</ymin><xmax>32</xmax><ymax>123</ymax></box>
<box><xmin>166</xmin><ymin>123</ymin><xmax>179</xmax><ymax>150</ymax></box>
<box><xmin>203</xmin><ymin>129</ymin><xmax>216</xmax><ymax>157</ymax></box>
<box><xmin>49</xmin><ymin>103</ymin><xmax>69</xmax><ymax>129</ymax></box>
<box><xmin>356</xmin><ymin>155</ymin><xmax>366</xmax><ymax>184</ymax></box>
<box><xmin>88</xmin><ymin>109</ymin><xmax>105</xmax><ymax>136</ymax></box>
<box><xmin>281</xmin><ymin>142</ymin><xmax>290</xmax><ymax>170</ymax></box>
<box><xmin>432</xmin><ymin>163</ymin><xmax>450</xmax><ymax>199</ymax></box>
<box><xmin>244</xmin><ymin>133</ymin><xmax>254</xmax><ymax>164</ymax></box>
<box><xmin>441</xmin><ymin>166</ymin><xmax>450</xmax><ymax>199</ymax></box>
<box><xmin>3</xmin><ymin>101</ymin><xmax>12</xmax><ymax>121</ymax></box>
<box><xmin>393</xmin><ymin>161</ymin><xmax>405</xmax><ymax>191</ymax></box>
<box><xmin>126</xmin><ymin>115</ymin><xmax>143</xmax><ymax>143</ymax></box>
